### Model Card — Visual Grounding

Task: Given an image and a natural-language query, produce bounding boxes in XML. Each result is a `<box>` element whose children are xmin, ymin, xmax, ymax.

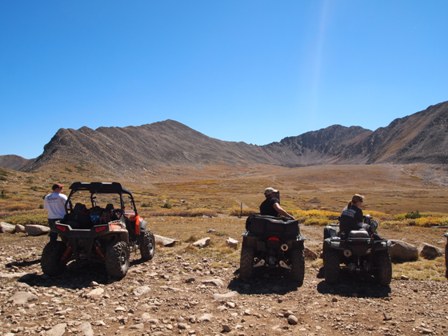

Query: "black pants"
<box><xmin>48</xmin><ymin>218</ymin><xmax>61</xmax><ymax>242</ymax></box>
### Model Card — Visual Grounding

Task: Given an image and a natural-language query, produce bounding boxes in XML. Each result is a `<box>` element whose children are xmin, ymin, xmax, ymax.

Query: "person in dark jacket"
<box><xmin>259</xmin><ymin>187</ymin><xmax>295</xmax><ymax>219</ymax></box>
<box><xmin>339</xmin><ymin>194</ymin><xmax>370</xmax><ymax>236</ymax></box>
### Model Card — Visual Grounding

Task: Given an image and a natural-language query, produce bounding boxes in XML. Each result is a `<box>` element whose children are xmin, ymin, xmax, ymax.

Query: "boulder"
<box><xmin>420</xmin><ymin>243</ymin><xmax>443</xmax><ymax>260</ymax></box>
<box><xmin>193</xmin><ymin>237</ymin><xmax>210</xmax><ymax>248</ymax></box>
<box><xmin>389</xmin><ymin>240</ymin><xmax>418</xmax><ymax>263</ymax></box>
<box><xmin>15</xmin><ymin>224</ymin><xmax>26</xmax><ymax>233</ymax></box>
<box><xmin>154</xmin><ymin>234</ymin><xmax>177</xmax><ymax>247</ymax></box>
<box><xmin>0</xmin><ymin>222</ymin><xmax>16</xmax><ymax>233</ymax></box>
<box><xmin>25</xmin><ymin>224</ymin><xmax>50</xmax><ymax>236</ymax></box>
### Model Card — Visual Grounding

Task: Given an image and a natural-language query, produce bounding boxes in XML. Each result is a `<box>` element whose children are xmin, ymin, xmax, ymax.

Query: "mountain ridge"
<box><xmin>1</xmin><ymin>101</ymin><xmax>447</xmax><ymax>172</ymax></box>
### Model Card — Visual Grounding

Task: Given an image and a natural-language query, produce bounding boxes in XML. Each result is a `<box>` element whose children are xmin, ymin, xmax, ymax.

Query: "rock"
<box><xmin>226</xmin><ymin>237</ymin><xmax>238</xmax><ymax>249</ymax></box>
<box><xmin>420</xmin><ymin>243</ymin><xmax>443</xmax><ymax>260</ymax></box>
<box><xmin>287</xmin><ymin>315</ymin><xmax>299</xmax><ymax>325</ymax></box>
<box><xmin>389</xmin><ymin>240</ymin><xmax>418</xmax><ymax>262</ymax></box>
<box><xmin>222</xmin><ymin>324</ymin><xmax>231</xmax><ymax>333</ymax></box>
<box><xmin>177</xmin><ymin>323</ymin><xmax>188</xmax><ymax>330</ymax></box>
<box><xmin>15</xmin><ymin>224</ymin><xmax>26</xmax><ymax>233</ymax></box>
<box><xmin>45</xmin><ymin>323</ymin><xmax>67</xmax><ymax>336</ymax></box>
<box><xmin>0</xmin><ymin>222</ymin><xmax>16</xmax><ymax>233</ymax></box>
<box><xmin>198</xmin><ymin>313</ymin><xmax>213</xmax><ymax>322</ymax></box>
<box><xmin>8</xmin><ymin>291</ymin><xmax>38</xmax><ymax>305</ymax></box>
<box><xmin>85</xmin><ymin>287</ymin><xmax>104</xmax><ymax>299</ymax></box>
<box><xmin>304</xmin><ymin>247</ymin><xmax>318</xmax><ymax>260</ymax></box>
<box><xmin>25</xmin><ymin>224</ymin><xmax>50</xmax><ymax>236</ymax></box>
<box><xmin>154</xmin><ymin>234</ymin><xmax>177</xmax><ymax>247</ymax></box>
<box><xmin>192</xmin><ymin>237</ymin><xmax>210</xmax><ymax>248</ymax></box>
<box><xmin>133</xmin><ymin>285</ymin><xmax>151</xmax><ymax>297</ymax></box>
<box><xmin>202</xmin><ymin>278</ymin><xmax>224</xmax><ymax>287</ymax></box>
<box><xmin>130</xmin><ymin>323</ymin><xmax>144</xmax><ymax>330</ymax></box>
<box><xmin>78</xmin><ymin>322</ymin><xmax>94</xmax><ymax>336</ymax></box>
<box><xmin>213</xmin><ymin>291</ymin><xmax>238</xmax><ymax>301</ymax></box>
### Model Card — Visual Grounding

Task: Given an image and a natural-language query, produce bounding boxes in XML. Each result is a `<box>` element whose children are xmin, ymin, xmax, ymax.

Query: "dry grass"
<box><xmin>392</xmin><ymin>257</ymin><xmax>446</xmax><ymax>281</ymax></box>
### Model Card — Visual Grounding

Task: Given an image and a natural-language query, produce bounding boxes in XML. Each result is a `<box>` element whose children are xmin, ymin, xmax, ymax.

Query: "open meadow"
<box><xmin>0</xmin><ymin>163</ymin><xmax>447</xmax><ymax>335</ymax></box>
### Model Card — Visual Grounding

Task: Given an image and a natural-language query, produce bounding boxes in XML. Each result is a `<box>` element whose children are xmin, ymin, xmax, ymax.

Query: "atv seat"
<box><xmin>245</xmin><ymin>214</ymin><xmax>299</xmax><ymax>239</ymax></box>
<box><xmin>348</xmin><ymin>230</ymin><xmax>370</xmax><ymax>239</ymax></box>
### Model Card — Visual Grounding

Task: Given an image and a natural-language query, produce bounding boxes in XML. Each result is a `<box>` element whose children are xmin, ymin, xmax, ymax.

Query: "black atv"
<box><xmin>239</xmin><ymin>214</ymin><xmax>305</xmax><ymax>286</ymax></box>
<box><xmin>41</xmin><ymin>182</ymin><xmax>155</xmax><ymax>279</ymax></box>
<box><xmin>322</xmin><ymin>218</ymin><xmax>392</xmax><ymax>285</ymax></box>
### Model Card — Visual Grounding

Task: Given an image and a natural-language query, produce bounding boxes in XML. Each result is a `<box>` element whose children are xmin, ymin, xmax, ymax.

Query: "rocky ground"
<box><xmin>0</xmin><ymin>226</ymin><xmax>447</xmax><ymax>336</ymax></box>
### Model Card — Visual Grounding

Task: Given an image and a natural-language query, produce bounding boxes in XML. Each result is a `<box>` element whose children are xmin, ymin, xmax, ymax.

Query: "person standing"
<box><xmin>259</xmin><ymin>187</ymin><xmax>295</xmax><ymax>219</ymax></box>
<box><xmin>43</xmin><ymin>183</ymin><xmax>67</xmax><ymax>242</ymax></box>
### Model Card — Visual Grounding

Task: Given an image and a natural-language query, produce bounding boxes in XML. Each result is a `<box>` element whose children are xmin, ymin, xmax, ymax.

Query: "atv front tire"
<box><xmin>140</xmin><ymin>231</ymin><xmax>155</xmax><ymax>261</ymax></box>
<box><xmin>374</xmin><ymin>250</ymin><xmax>392</xmax><ymax>286</ymax></box>
<box><xmin>41</xmin><ymin>241</ymin><xmax>67</xmax><ymax>276</ymax></box>
<box><xmin>105</xmin><ymin>241</ymin><xmax>130</xmax><ymax>279</ymax></box>
<box><xmin>289</xmin><ymin>248</ymin><xmax>305</xmax><ymax>286</ymax></box>
<box><xmin>239</xmin><ymin>246</ymin><xmax>254</xmax><ymax>281</ymax></box>
<box><xmin>324</xmin><ymin>247</ymin><xmax>340</xmax><ymax>284</ymax></box>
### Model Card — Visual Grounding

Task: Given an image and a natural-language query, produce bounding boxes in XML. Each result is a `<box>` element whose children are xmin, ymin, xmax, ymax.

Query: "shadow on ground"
<box><xmin>16</xmin><ymin>258</ymin><xmax>145</xmax><ymax>289</ymax></box>
<box><xmin>316</xmin><ymin>267</ymin><xmax>391</xmax><ymax>298</ymax></box>
<box><xmin>228</xmin><ymin>268</ymin><xmax>302</xmax><ymax>295</ymax></box>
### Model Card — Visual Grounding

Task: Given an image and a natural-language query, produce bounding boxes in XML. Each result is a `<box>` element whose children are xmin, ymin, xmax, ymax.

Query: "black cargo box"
<box><xmin>246</xmin><ymin>214</ymin><xmax>299</xmax><ymax>238</ymax></box>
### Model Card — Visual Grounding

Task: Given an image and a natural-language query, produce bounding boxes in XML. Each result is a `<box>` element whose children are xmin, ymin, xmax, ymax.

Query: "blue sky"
<box><xmin>1</xmin><ymin>1</ymin><xmax>447</xmax><ymax>159</ymax></box>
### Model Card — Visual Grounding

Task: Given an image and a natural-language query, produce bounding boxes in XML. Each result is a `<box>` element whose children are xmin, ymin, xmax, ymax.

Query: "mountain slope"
<box><xmin>362</xmin><ymin>101</ymin><xmax>448</xmax><ymax>164</ymax></box>
<box><xmin>0</xmin><ymin>155</ymin><xmax>30</xmax><ymax>170</ymax></box>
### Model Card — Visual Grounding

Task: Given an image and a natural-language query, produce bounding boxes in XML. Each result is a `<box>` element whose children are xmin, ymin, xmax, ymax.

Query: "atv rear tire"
<box><xmin>105</xmin><ymin>241</ymin><xmax>130</xmax><ymax>280</ymax></box>
<box><xmin>140</xmin><ymin>231</ymin><xmax>155</xmax><ymax>261</ymax></box>
<box><xmin>289</xmin><ymin>248</ymin><xmax>305</xmax><ymax>286</ymax></box>
<box><xmin>239</xmin><ymin>246</ymin><xmax>254</xmax><ymax>281</ymax></box>
<box><xmin>41</xmin><ymin>241</ymin><xmax>67</xmax><ymax>276</ymax></box>
<box><xmin>374</xmin><ymin>250</ymin><xmax>392</xmax><ymax>286</ymax></box>
<box><xmin>324</xmin><ymin>248</ymin><xmax>340</xmax><ymax>284</ymax></box>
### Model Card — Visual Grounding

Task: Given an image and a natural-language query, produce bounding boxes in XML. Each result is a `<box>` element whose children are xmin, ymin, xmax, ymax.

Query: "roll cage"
<box><xmin>64</xmin><ymin>182</ymin><xmax>138</xmax><ymax>216</ymax></box>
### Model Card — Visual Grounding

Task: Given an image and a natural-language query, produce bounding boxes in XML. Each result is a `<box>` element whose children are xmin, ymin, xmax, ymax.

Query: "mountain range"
<box><xmin>1</xmin><ymin>101</ymin><xmax>447</xmax><ymax>173</ymax></box>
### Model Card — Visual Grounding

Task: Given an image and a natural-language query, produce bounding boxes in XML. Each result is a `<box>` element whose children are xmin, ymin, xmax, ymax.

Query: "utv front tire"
<box><xmin>374</xmin><ymin>250</ymin><xmax>392</xmax><ymax>286</ymax></box>
<box><xmin>324</xmin><ymin>248</ymin><xmax>340</xmax><ymax>284</ymax></box>
<box><xmin>289</xmin><ymin>248</ymin><xmax>305</xmax><ymax>286</ymax></box>
<box><xmin>239</xmin><ymin>246</ymin><xmax>254</xmax><ymax>281</ymax></box>
<box><xmin>140</xmin><ymin>231</ymin><xmax>155</xmax><ymax>261</ymax></box>
<box><xmin>41</xmin><ymin>241</ymin><xmax>67</xmax><ymax>276</ymax></box>
<box><xmin>105</xmin><ymin>241</ymin><xmax>130</xmax><ymax>280</ymax></box>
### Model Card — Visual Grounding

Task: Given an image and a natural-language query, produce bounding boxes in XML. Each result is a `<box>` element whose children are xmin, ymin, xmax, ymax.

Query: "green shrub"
<box><xmin>405</xmin><ymin>210</ymin><xmax>421</xmax><ymax>219</ymax></box>
<box><xmin>161</xmin><ymin>200</ymin><xmax>172</xmax><ymax>209</ymax></box>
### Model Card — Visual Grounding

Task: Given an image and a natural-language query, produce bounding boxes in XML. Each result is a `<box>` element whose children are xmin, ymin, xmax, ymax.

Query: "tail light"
<box><xmin>56</xmin><ymin>225</ymin><xmax>67</xmax><ymax>232</ymax></box>
<box><xmin>267</xmin><ymin>236</ymin><xmax>280</xmax><ymax>242</ymax></box>
<box><xmin>94</xmin><ymin>225</ymin><xmax>107</xmax><ymax>233</ymax></box>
